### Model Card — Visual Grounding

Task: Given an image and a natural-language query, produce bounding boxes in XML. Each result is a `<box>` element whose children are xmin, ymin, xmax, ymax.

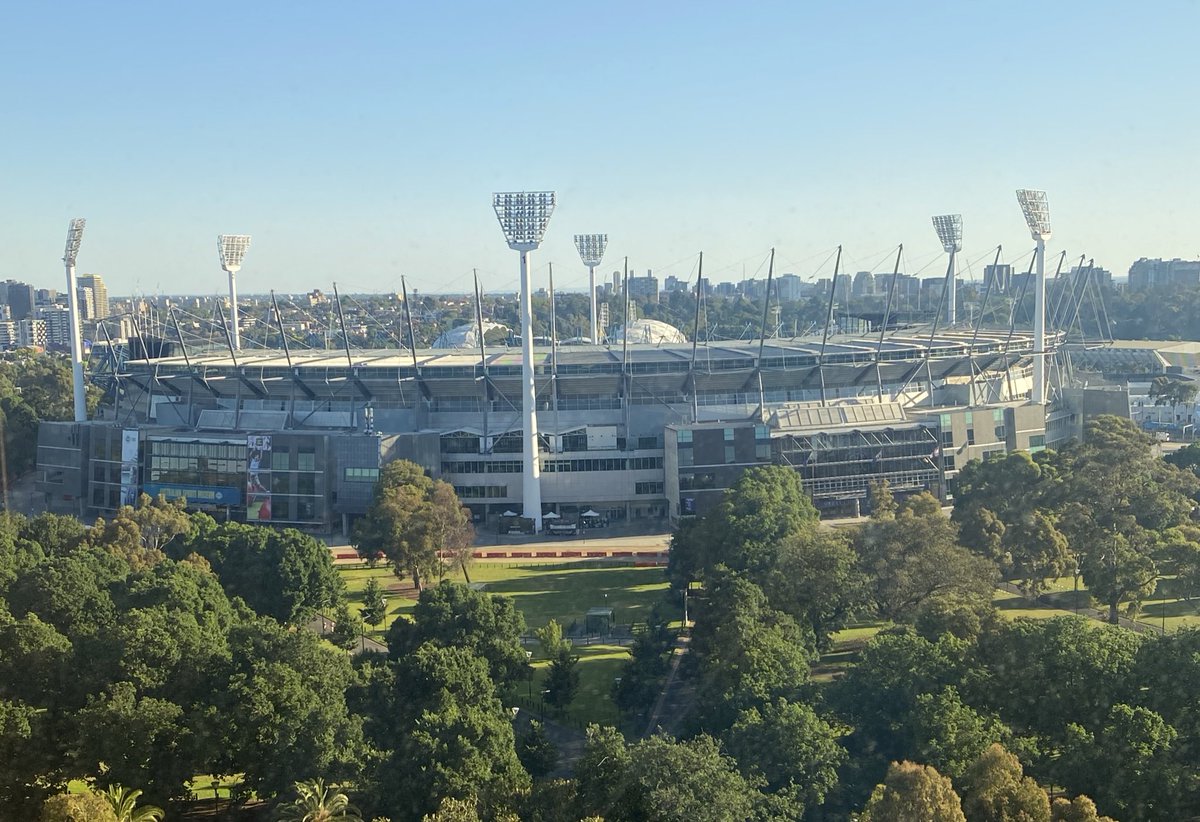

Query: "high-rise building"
<box><xmin>38</xmin><ymin>305</ymin><xmax>73</xmax><ymax>348</ymax></box>
<box><xmin>1128</xmin><ymin>258</ymin><xmax>1200</xmax><ymax>292</ymax></box>
<box><xmin>776</xmin><ymin>274</ymin><xmax>803</xmax><ymax>303</ymax></box>
<box><xmin>76</xmin><ymin>287</ymin><xmax>96</xmax><ymax>321</ymax></box>
<box><xmin>0</xmin><ymin>280</ymin><xmax>35</xmax><ymax>320</ymax></box>
<box><xmin>77</xmin><ymin>274</ymin><xmax>109</xmax><ymax>319</ymax></box>
<box><xmin>0</xmin><ymin>322</ymin><xmax>18</xmax><ymax>349</ymax></box>
<box><xmin>19</xmin><ymin>318</ymin><xmax>46</xmax><ymax>348</ymax></box>
<box><xmin>852</xmin><ymin>270</ymin><xmax>876</xmax><ymax>297</ymax></box>
<box><xmin>627</xmin><ymin>272</ymin><xmax>659</xmax><ymax>301</ymax></box>
<box><xmin>35</xmin><ymin>288</ymin><xmax>57</xmax><ymax>306</ymax></box>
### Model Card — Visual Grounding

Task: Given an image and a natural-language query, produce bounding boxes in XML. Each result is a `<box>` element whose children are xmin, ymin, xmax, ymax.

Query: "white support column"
<box><xmin>1033</xmin><ymin>237</ymin><xmax>1047</xmax><ymax>404</ymax></box>
<box><xmin>519</xmin><ymin>249</ymin><xmax>543</xmax><ymax>531</ymax></box>
<box><xmin>589</xmin><ymin>265</ymin><xmax>598</xmax><ymax>344</ymax></box>
<box><xmin>946</xmin><ymin>249</ymin><xmax>957</xmax><ymax>327</ymax></box>
<box><xmin>65</xmin><ymin>263</ymin><xmax>87</xmax><ymax>422</ymax></box>
<box><xmin>228</xmin><ymin>271</ymin><xmax>241</xmax><ymax>350</ymax></box>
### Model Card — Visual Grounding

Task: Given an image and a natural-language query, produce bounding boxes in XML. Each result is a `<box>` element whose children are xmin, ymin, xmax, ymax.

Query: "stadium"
<box><xmin>36</xmin><ymin>324</ymin><xmax>1098</xmax><ymax>534</ymax></box>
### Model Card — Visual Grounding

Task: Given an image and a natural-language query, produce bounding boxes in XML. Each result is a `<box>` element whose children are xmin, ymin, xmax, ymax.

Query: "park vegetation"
<box><xmin>11</xmin><ymin>420</ymin><xmax>1200</xmax><ymax>819</ymax></box>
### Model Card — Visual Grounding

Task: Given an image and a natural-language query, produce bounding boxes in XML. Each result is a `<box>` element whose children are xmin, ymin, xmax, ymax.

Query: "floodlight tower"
<box><xmin>217</xmin><ymin>235</ymin><xmax>252</xmax><ymax>350</ymax></box>
<box><xmin>931</xmin><ymin>214</ymin><xmax>963</xmax><ymax>326</ymax></box>
<box><xmin>1016</xmin><ymin>190</ymin><xmax>1052</xmax><ymax>404</ymax></box>
<box><xmin>62</xmin><ymin>218</ymin><xmax>88</xmax><ymax>422</ymax></box>
<box><xmin>493</xmin><ymin>191</ymin><xmax>556</xmax><ymax>531</ymax></box>
<box><xmin>574</xmin><ymin>234</ymin><xmax>608</xmax><ymax>345</ymax></box>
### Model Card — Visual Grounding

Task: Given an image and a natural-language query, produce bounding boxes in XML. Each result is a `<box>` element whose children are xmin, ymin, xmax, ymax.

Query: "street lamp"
<box><xmin>217</xmin><ymin>235</ymin><xmax>252</xmax><ymax>351</ymax></box>
<box><xmin>1016</xmin><ymin>190</ymin><xmax>1052</xmax><ymax>404</ymax></box>
<box><xmin>62</xmin><ymin>218</ymin><xmax>88</xmax><ymax>422</ymax></box>
<box><xmin>493</xmin><ymin>191</ymin><xmax>556</xmax><ymax>533</ymax></box>
<box><xmin>931</xmin><ymin>214</ymin><xmax>963</xmax><ymax>327</ymax></box>
<box><xmin>574</xmin><ymin>234</ymin><xmax>608</xmax><ymax>345</ymax></box>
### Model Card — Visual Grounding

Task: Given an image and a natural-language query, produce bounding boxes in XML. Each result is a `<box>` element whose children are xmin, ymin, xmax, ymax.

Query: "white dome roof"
<box><xmin>431</xmin><ymin>321</ymin><xmax>508</xmax><ymax>349</ymax></box>
<box><xmin>609</xmin><ymin>319</ymin><xmax>687</xmax><ymax>345</ymax></box>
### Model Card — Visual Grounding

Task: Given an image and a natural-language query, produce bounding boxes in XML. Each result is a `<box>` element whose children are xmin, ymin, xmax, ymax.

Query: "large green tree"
<box><xmin>354</xmin><ymin>461</ymin><xmax>473</xmax><ymax>591</ymax></box>
<box><xmin>859</xmin><ymin>761</ymin><xmax>965</xmax><ymax>822</ymax></box>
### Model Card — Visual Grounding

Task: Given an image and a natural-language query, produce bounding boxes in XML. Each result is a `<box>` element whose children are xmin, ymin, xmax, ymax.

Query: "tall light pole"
<box><xmin>62</xmin><ymin>218</ymin><xmax>88</xmax><ymax>422</ymax></box>
<box><xmin>217</xmin><ymin>235</ymin><xmax>252</xmax><ymax>350</ymax></box>
<box><xmin>493</xmin><ymin>191</ymin><xmax>556</xmax><ymax>532</ymax></box>
<box><xmin>1016</xmin><ymin>190</ymin><xmax>1052</xmax><ymax>404</ymax></box>
<box><xmin>574</xmin><ymin>234</ymin><xmax>608</xmax><ymax>344</ymax></box>
<box><xmin>931</xmin><ymin>214</ymin><xmax>963</xmax><ymax>327</ymax></box>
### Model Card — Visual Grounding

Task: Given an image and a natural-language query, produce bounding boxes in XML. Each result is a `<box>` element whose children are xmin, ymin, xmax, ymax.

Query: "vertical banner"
<box><xmin>246</xmin><ymin>434</ymin><xmax>273</xmax><ymax>521</ymax></box>
<box><xmin>119</xmin><ymin>429</ymin><xmax>139</xmax><ymax>506</ymax></box>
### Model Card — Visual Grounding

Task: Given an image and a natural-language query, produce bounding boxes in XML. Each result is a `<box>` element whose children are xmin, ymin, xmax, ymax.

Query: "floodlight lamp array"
<box><xmin>574</xmin><ymin>233</ymin><xmax>608</xmax><ymax>268</ymax></box>
<box><xmin>931</xmin><ymin>214</ymin><xmax>963</xmax><ymax>253</ymax></box>
<box><xmin>493</xmin><ymin>191</ymin><xmax>556</xmax><ymax>250</ymax></box>
<box><xmin>218</xmin><ymin>234</ymin><xmax>252</xmax><ymax>271</ymax></box>
<box><xmin>1015</xmin><ymin>190</ymin><xmax>1052</xmax><ymax>239</ymax></box>
<box><xmin>63</xmin><ymin>218</ymin><xmax>86</xmax><ymax>266</ymax></box>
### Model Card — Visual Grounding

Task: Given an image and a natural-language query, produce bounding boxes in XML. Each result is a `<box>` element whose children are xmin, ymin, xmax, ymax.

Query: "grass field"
<box><xmin>337</xmin><ymin>559</ymin><xmax>677</xmax><ymax>726</ymax></box>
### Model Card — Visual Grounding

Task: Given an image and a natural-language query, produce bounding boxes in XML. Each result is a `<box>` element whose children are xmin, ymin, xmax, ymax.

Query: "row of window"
<box><xmin>454</xmin><ymin>485</ymin><xmax>508</xmax><ymax>499</ymax></box>
<box><xmin>344</xmin><ymin>467</ymin><xmax>380</xmax><ymax>482</ymax></box>
<box><xmin>678</xmin><ymin>445</ymin><xmax>771</xmax><ymax>466</ymax></box>
<box><xmin>635</xmin><ymin>481</ymin><xmax>665</xmax><ymax>495</ymax></box>
<box><xmin>442</xmin><ymin>456</ymin><xmax>664</xmax><ymax>474</ymax></box>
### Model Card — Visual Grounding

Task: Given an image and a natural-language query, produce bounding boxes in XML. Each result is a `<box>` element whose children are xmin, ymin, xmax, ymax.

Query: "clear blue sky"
<box><xmin>3</xmin><ymin>1</ymin><xmax>1198</xmax><ymax>297</ymax></box>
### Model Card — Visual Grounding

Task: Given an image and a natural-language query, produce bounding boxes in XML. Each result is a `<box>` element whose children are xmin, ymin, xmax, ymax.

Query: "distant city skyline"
<box><xmin>3</xmin><ymin>2</ymin><xmax>1198</xmax><ymax>297</ymax></box>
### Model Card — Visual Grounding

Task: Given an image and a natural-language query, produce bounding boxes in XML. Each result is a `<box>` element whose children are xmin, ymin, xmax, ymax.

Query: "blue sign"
<box><xmin>143</xmin><ymin>482</ymin><xmax>242</xmax><ymax>506</ymax></box>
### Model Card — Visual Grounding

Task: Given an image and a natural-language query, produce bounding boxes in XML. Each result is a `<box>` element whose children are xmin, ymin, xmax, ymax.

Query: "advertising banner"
<box><xmin>246</xmin><ymin>434</ymin><xmax>273</xmax><ymax>522</ymax></box>
<box><xmin>120</xmin><ymin>429</ymin><xmax>139</xmax><ymax>506</ymax></box>
<box><xmin>142</xmin><ymin>482</ymin><xmax>242</xmax><ymax>506</ymax></box>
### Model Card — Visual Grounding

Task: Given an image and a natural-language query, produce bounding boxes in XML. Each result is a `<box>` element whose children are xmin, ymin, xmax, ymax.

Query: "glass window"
<box><xmin>1030</xmin><ymin>434</ymin><xmax>1046</xmax><ymax>449</ymax></box>
<box><xmin>297</xmin><ymin>449</ymin><xmax>316</xmax><ymax>471</ymax></box>
<box><xmin>677</xmin><ymin>429</ymin><xmax>692</xmax><ymax>444</ymax></box>
<box><xmin>272</xmin><ymin>451</ymin><xmax>290</xmax><ymax>470</ymax></box>
<box><xmin>725</xmin><ymin>445</ymin><xmax>736</xmax><ymax>463</ymax></box>
<box><xmin>678</xmin><ymin>449</ymin><xmax>693</xmax><ymax>467</ymax></box>
<box><xmin>966</xmin><ymin>429</ymin><xmax>976</xmax><ymax>446</ymax></box>
<box><xmin>723</xmin><ymin>428</ymin><xmax>736</xmax><ymax>442</ymax></box>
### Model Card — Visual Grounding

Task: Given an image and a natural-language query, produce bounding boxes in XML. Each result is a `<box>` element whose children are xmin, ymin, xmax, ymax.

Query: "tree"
<box><xmin>1003</xmin><ymin>509</ymin><xmax>1071</xmax><ymax>597</ymax></box>
<box><xmin>543</xmin><ymin>647</ymin><xmax>580</xmax><ymax>712</ymax></box>
<box><xmin>724</xmin><ymin>698</ymin><xmax>845</xmax><ymax>818</ymax></box>
<box><xmin>102</xmin><ymin>785</ymin><xmax>165</xmax><ymax>822</ymax></box>
<box><xmin>534</xmin><ymin>619</ymin><xmax>566</xmax><ymax>659</ymax></box>
<box><xmin>39</xmin><ymin>791</ymin><xmax>120</xmax><ymax>822</ymax></box>
<box><xmin>176</xmin><ymin>520</ymin><xmax>342</xmax><ymax>624</ymax></box>
<box><xmin>574</xmin><ymin>728</ymin><xmax>763</xmax><ymax>822</ymax></box>
<box><xmin>1055</xmin><ymin>704</ymin><xmax>1182</xmax><ymax>822</ymax></box>
<box><xmin>516</xmin><ymin>721</ymin><xmax>559</xmax><ymax>779</ymax></box>
<box><xmin>973</xmin><ymin>617</ymin><xmax>1143</xmax><ymax>740</ymax></box>
<box><xmin>329</xmin><ymin>602</ymin><xmax>360</xmax><ymax>650</ymax></box>
<box><xmin>859</xmin><ymin>761</ymin><xmax>965</xmax><ymax>822</ymax></box>
<box><xmin>688</xmin><ymin>569</ymin><xmax>813</xmax><ymax>733</ymax></box>
<box><xmin>910</xmin><ymin>687</ymin><xmax>1005</xmax><ymax>780</ymax></box>
<box><xmin>375</xmin><ymin>643</ymin><xmax>528</xmax><ymax>821</ymax></box>
<box><xmin>354</xmin><ymin>461</ymin><xmax>472</xmax><ymax>591</ymax></box>
<box><xmin>1081</xmin><ymin>529</ymin><xmax>1159</xmax><ymax>623</ymax></box>
<box><xmin>213</xmin><ymin>619</ymin><xmax>364</xmax><ymax>799</ymax></box>
<box><xmin>1051</xmin><ymin>796</ymin><xmax>1117</xmax><ymax>822</ymax></box>
<box><xmin>422</xmin><ymin>796</ymin><xmax>480</xmax><ymax>822</ymax></box>
<box><xmin>959</xmin><ymin>744</ymin><xmax>1050</xmax><ymax>822</ymax></box>
<box><xmin>274</xmin><ymin>778</ymin><xmax>363</xmax><ymax>821</ymax></box>
<box><xmin>855</xmin><ymin>493</ymin><xmax>997</xmax><ymax>622</ymax></box>
<box><xmin>669</xmin><ymin>466</ymin><xmax>819</xmax><ymax>581</ymax></box>
<box><xmin>360</xmin><ymin>578</ymin><xmax>387</xmax><ymax>629</ymax></box>
<box><xmin>387</xmin><ymin>580</ymin><xmax>527</xmax><ymax>687</ymax></box>
<box><xmin>761</xmin><ymin>527</ymin><xmax>864</xmax><ymax>650</ymax></box>
<box><xmin>1149</xmin><ymin>375</ymin><xmax>1198</xmax><ymax>407</ymax></box>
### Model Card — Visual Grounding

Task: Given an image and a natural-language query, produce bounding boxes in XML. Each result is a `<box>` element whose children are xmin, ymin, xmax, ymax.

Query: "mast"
<box><xmin>756</xmin><ymin>248</ymin><xmax>775</xmax><ymax>421</ymax></box>
<box><xmin>875</xmin><ymin>245</ymin><xmax>902</xmax><ymax>401</ymax></box>
<box><xmin>690</xmin><ymin>252</ymin><xmax>703</xmax><ymax>423</ymax></box>
<box><xmin>818</xmin><ymin>246</ymin><xmax>842</xmax><ymax>406</ymax></box>
<box><xmin>474</xmin><ymin>270</ymin><xmax>490</xmax><ymax>451</ymax></box>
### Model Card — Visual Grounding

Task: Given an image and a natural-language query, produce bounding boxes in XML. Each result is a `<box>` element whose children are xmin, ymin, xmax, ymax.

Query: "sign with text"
<box><xmin>246</xmin><ymin>435</ymin><xmax>272</xmax><ymax>522</ymax></box>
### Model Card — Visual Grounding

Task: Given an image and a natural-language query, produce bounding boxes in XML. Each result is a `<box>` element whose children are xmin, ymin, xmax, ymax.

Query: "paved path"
<box><xmin>306</xmin><ymin>612</ymin><xmax>388</xmax><ymax>654</ymax></box>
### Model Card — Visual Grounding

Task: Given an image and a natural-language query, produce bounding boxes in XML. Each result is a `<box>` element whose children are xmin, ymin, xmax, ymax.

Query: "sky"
<box><xmin>3</xmin><ymin>1</ymin><xmax>1199</xmax><ymax>298</ymax></box>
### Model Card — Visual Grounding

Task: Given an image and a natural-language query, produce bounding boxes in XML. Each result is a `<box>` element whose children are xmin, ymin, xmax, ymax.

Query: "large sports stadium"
<box><xmin>36</xmin><ymin>325</ymin><xmax>1100</xmax><ymax>533</ymax></box>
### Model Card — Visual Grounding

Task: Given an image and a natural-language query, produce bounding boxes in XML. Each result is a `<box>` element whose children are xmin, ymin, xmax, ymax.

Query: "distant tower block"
<box><xmin>62</xmin><ymin>218</ymin><xmax>87</xmax><ymax>422</ymax></box>
<box><xmin>493</xmin><ymin>191</ymin><xmax>556</xmax><ymax>531</ymax></box>
<box><xmin>931</xmin><ymin>214</ymin><xmax>963</xmax><ymax>326</ymax></box>
<box><xmin>1016</xmin><ymin>189</ymin><xmax>1052</xmax><ymax>405</ymax></box>
<box><xmin>574</xmin><ymin>234</ymin><xmax>608</xmax><ymax>345</ymax></box>
<box><xmin>217</xmin><ymin>235</ymin><xmax>252</xmax><ymax>350</ymax></box>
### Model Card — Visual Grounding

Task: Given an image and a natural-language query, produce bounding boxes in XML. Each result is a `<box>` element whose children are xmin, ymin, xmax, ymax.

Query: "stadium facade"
<box><xmin>37</xmin><ymin>329</ymin><xmax>1103</xmax><ymax>533</ymax></box>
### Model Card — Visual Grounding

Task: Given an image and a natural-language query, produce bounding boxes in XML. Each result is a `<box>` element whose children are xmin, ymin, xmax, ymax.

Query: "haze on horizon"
<box><xmin>3</xmin><ymin>1</ymin><xmax>1197</xmax><ymax>298</ymax></box>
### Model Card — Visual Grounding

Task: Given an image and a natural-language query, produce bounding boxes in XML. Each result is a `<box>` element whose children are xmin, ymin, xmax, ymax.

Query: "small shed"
<box><xmin>585</xmin><ymin>606</ymin><xmax>614</xmax><ymax>635</ymax></box>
